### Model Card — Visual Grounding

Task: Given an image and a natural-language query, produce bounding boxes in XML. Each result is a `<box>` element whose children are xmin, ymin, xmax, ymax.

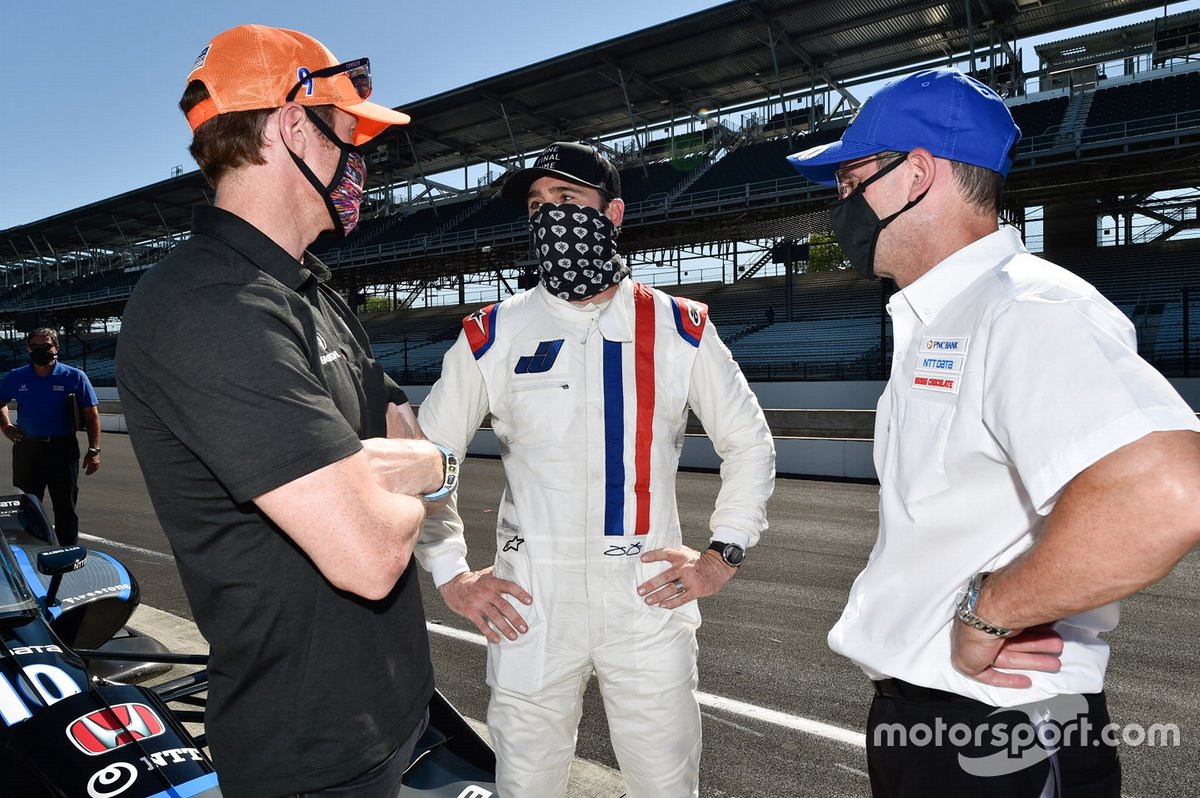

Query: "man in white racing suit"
<box><xmin>415</xmin><ymin>142</ymin><xmax>775</xmax><ymax>798</ymax></box>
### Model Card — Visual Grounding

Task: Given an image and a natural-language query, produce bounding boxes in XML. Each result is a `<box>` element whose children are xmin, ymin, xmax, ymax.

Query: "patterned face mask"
<box><xmin>326</xmin><ymin>150</ymin><xmax>366</xmax><ymax>235</ymax></box>
<box><xmin>287</xmin><ymin>108</ymin><xmax>366</xmax><ymax>237</ymax></box>
<box><xmin>529</xmin><ymin>202</ymin><xmax>626</xmax><ymax>301</ymax></box>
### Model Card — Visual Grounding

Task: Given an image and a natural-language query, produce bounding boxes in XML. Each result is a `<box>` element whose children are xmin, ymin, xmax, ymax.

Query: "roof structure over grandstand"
<box><xmin>1</xmin><ymin>0</ymin><xmax>1196</xmax><ymax>387</ymax></box>
<box><xmin>1</xmin><ymin>0</ymin><xmax>1174</xmax><ymax>258</ymax></box>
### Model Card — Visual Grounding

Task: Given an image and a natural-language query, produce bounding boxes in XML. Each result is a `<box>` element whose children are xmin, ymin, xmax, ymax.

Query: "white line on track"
<box><xmin>80</xmin><ymin>533</ymin><xmax>176</xmax><ymax>563</ymax></box>
<box><xmin>835</xmin><ymin>763</ymin><xmax>869</xmax><ymax>778</ymax></box>
<box><xmin>701</xmin><ymin>710</ymin><xmax>765</xmax><ymax>737</ymax></box>
<box><xmin>425</xmin><ymin>621</ymin><xmax>867</xmax><ymax>749</ymax></box>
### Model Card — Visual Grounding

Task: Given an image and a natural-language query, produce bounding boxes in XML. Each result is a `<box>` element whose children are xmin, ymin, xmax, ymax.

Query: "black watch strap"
<box><xmin>707</xmin><ymin>540</ymin><xmax>745</xmax><ymax>567</ymax></box>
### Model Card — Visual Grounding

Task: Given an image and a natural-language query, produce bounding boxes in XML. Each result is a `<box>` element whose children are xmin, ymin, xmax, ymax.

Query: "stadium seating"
<box><xmin>1009</xmin><ymin>95</ymin><xmax>1069</xmax><ymax>150</ymax></box>
<box><xmin>357</xmin><ymin>302</ymin><xmax>485</xmax><ymax>383</ymax></box>
<box><xmin>349</xmin><ymin>204</ymin><xmax>449</xmax><ymax>251</ymax></box>
<box><xmin>442</xmin><ymin>198</ymin><xmax>525</xmax><ymax>235</ymax></box>
<box><xmin>1082</xmin><ymin>70</ymin><xmax>1200</xmax><ymax>143</ymax></box>
<box><xmin>1047</xmin><ymin>241</ymin><xmax>1198</xmax><ymax>371</ymax></box>
<box><xmin>1</xmin><ymin>239</ymin><xmax>1193</xmax><ymax>388</ymax></box>
<box><xmin>620</xmin><ymin>157</ymin><xmax>704</xmax><ymax>206</ymax></box>
<box><xmin>678</xmin><ymin>137</ymin><xmax>807</xmax><ymax>199</ymax></box>
<box><xmin>761</xmin><ymin>106</ymin><xmax>824</xmax><ymax>135</ymax></box>
<box><xmin>729</xmin><ymin>318</ymin><xmax>884</xmax><ymax>380</ymax></box>
<box><xmin>0</xmin><ymin>269</ymin><xmax>142</xmax><ymax>314</ymax></box>
<box><xmin>0</xmin><ymin>331</ymin><xmax>119</xmax><ymax>386</ymax></box>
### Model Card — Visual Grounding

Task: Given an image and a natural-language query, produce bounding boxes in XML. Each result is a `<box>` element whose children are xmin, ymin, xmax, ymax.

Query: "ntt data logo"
<box><xmin>873</xmin><ymin>693</ymin><xmax>1181</xmax><ymax>777</ymax></box>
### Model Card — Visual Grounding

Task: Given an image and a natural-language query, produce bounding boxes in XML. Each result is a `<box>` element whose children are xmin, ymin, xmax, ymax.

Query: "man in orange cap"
<box><xmin>117</xmin><ymin>25</ymin><xmax>454</xmax><ymax>798</ymax></box>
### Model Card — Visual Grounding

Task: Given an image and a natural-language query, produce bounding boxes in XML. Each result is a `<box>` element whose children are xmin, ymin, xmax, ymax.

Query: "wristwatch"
<box><xmin>422</xmin><ymin>444</ymin><xmax>460</xmax><ymax>502</ymax></box>
<box><xmin>707</xmin><ymin>541</ymin><xmax>745</xmax><ymax>568</ymax></box>
<box><xmin>87</xmin><ymin>447</ymin><xmax>101</xmax><ymax>454</ymax></box>
<box><xmin>955</xmin><ymin>571</ymin><xmax>1014</xmax><ymax>637</ymax></box>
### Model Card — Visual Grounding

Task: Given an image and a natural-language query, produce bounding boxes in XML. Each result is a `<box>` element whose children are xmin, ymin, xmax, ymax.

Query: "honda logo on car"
<box><xmin>67</xmin><ymin>702</ymin><xmax>165</xmax><ymax>755</ymax></box>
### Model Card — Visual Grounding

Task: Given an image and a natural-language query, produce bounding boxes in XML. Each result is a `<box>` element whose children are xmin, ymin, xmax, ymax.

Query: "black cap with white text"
<box><xmin>500</xmin><ymin>142</ymin><xmax>622</xmax><ymax>206</ymax></box>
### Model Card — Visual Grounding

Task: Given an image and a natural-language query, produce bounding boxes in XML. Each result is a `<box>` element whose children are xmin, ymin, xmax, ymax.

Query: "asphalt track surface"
<box><xmin>11</xmin><ymin>433</ymin><xmax>1198</xmax><ymax>798</ymax></box>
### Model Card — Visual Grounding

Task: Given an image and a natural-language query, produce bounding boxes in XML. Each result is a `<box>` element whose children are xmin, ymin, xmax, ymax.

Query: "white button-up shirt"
<box><xmin>829</xmin><ymin>226</ymin><xmax>1200</xmax><ymax>706</ymax></box>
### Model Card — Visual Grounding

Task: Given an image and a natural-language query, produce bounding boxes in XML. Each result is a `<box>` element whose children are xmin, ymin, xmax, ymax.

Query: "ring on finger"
<box><xmin>673</xmin><ymin>578</ymin><xmax>685</xmax><ymax>594</ymax></box>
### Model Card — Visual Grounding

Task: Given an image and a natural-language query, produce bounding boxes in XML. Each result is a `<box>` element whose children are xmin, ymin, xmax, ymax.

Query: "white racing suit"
<box><xmin>416</xmin><ymin>278</ymin><xmax>774</xmax><ymax>798</ymax></box>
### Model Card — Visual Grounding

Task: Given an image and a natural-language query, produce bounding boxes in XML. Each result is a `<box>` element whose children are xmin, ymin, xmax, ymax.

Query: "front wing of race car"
<box><xmin>0</xmin><ymin>489</ymin><xmax>499</xmax><ymax>797</ymax></box>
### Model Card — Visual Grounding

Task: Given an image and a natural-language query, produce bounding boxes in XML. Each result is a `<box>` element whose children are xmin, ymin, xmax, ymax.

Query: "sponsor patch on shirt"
<box><xmin>920</xmin><ymin>336</ymin><xmax>968</xmax><ymax>354</ymax></box>
<box><xmin>913</xmin><ymin>336</ymin><xmax>968</xmax><ymax>394</ymax></box>
<box><xmin>914</xmin><ymin>353</ymin><xmax>964</xmax><ymax>374</ymax></box>
<box><xmin>669</xmin><ymin>295</ymin><xmax>708</xmax><ymax>348</ymax></box>
<box><xmin>911</xmin><ymin>373</ymin><xmax>960</xmax><ymax>394</ymax></box>
<box><xmin>464</xmin><ymin>304</ymin><xmax>499</xmax><ymax>360</ymax></box>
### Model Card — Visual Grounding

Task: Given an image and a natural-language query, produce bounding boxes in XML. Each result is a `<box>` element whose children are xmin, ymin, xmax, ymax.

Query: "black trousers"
<box><xmin>12</xmin><ymin>437</ymin><xmax>80</xmax><ymax>545</ymax></box>
<box><xmin>288</xmin><ymin>708</ymin><xmax>430</xmax><ymax>798</ymax></box>
<box><xmin>867</xmin><ymin>679</ymin><xmax>1121</xmax><ymax>798</ymax></box>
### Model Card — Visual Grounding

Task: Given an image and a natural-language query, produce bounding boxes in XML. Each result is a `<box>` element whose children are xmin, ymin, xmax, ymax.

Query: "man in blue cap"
<box><xmin>789</xmin><ymin>67</ymin><xmax>1200</xmax><ymax>796</ymax></box>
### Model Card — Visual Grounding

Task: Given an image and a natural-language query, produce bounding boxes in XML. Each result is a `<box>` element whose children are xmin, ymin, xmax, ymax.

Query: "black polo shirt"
<box><xmin>116</xmin><ymin>205</ymin><xmax>433</xmax><ymax>798</ymax></box>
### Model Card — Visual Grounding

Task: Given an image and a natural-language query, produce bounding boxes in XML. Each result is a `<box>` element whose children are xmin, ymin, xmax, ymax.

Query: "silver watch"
<box><xmin>422</xmin><ymin>444</ymin><xmax>460</xmax><ymax>502</ymax></box>
<box><xmin>955</xmin><ymin>571</ymin><xmax>1014</xmax><ymax>638</ymax></box>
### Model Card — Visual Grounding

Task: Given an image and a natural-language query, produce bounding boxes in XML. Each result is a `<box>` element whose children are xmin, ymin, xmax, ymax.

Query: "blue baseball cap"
<box><xmin>787</xmin><ymin>68</ymin><xmax>1021</xmax><ymax>186</ymax></box>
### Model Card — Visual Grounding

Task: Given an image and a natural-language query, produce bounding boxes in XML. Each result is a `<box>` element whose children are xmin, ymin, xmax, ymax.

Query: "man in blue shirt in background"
<box><xmin>0</xmin><ymin>327</ymin><xmax>101</xmax><ymax>544</ymax></box>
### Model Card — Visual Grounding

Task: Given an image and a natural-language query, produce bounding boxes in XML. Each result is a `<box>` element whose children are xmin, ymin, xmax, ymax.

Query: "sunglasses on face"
<box><xmin>286</xmin><ymin>57</ymin><xmax>372</xmax><ymax>103</ymax></box>
<box><xmin>834</xmin><ymin>153</ymin><xmax>904</xmax><ymax>199</ymax></box>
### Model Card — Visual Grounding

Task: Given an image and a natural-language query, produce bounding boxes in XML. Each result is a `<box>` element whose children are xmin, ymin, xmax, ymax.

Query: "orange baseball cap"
<box><xmin>184</xmin><ymin>24</ymin><xmax>410</xmax><ymax>146</ymax></box>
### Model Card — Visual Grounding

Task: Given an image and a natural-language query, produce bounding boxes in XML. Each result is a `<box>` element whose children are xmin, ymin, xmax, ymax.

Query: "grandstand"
<box><xmin>1</xmin><ymin>0</ymin><xmax>1198</xmax><ymax>392</ymax></box>
<box><xmin>20</xmin><ymin>238</ymin><xmax>1194</xmax><ymax>392</ymax></box>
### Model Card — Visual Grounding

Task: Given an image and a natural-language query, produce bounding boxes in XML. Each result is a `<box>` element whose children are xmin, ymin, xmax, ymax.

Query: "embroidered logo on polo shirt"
<box><xmin>316</xmin><ymin>332</ymin><xmax>342</xmax><ymax>366</ymax></box>
<box><xmin>913</xmin><ymin>337</ymin><xmax>968</xmax><ymax>394</ymax></box>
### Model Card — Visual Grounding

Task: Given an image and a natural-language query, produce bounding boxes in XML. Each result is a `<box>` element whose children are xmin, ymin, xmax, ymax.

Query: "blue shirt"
<box><xmin>0</xmin><ymin>362</ymin><xmax>98</xmax><ymax>437</ymax></box>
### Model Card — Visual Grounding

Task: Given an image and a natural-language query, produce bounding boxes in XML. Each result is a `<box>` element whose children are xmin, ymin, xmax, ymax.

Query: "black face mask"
<box><xmin>829</xmin><ymin>153</ymin><xmax>929</xmax><ymax>279</ymax></box>
<box><xmin>529</xmin><ymin>202</ymin><xmax>627</xmax><ymax>301</ymax></box>
<box><xmin>29</xmin><ymin>345</ymin><xmax>55</xmax><ymax>367</ymax></box>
